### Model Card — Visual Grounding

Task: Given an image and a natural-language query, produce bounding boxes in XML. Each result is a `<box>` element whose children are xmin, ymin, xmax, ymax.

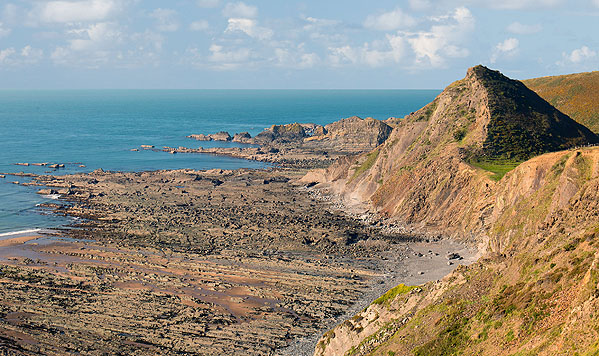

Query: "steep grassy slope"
<box><xmin>524</xmin><ymin>71</ymin><xmax>599</xmax><ymax>133</ymax></box>
<box><xmin>315</xmin><ymin>147</ymin><xmax>599</xmax><ymax>356</ymax></box>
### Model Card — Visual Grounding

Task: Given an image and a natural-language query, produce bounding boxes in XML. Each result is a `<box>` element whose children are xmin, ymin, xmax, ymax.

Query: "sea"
<box><xmin>0</xmin><ymin>89</ymin><xmax>439</xmax><ymax>235</ymax></box>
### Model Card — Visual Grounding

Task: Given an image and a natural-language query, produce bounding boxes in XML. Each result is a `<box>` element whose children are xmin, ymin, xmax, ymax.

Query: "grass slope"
<box><xmin>470</xmin><ymin>66</ymin><xmax>598</xmax><ymax>162</ymax></box>
<box><xmin>524</xmin><ymin>71</ymin><xmax>599</xmax><ymax>133</ymax></box>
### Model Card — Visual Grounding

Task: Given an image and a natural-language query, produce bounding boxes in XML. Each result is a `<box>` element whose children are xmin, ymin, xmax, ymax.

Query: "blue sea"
<box><xmin>0</xmin><ymin>90</ymin><xmax>439</xmax><ymax>235</ymax></box>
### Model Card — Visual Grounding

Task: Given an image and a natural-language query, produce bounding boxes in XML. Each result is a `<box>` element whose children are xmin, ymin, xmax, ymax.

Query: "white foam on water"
<box><xmin>0</xmin><ymin>228</ymin><xmax>42</xmax><ymax>239</ymax></box>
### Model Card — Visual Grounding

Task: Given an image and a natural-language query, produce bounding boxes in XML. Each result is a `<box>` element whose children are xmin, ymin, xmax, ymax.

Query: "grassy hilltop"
<box><xmin>524</xmin><ymin>71</ymin><xmax>599</xmax><ymax>133</ymax></box>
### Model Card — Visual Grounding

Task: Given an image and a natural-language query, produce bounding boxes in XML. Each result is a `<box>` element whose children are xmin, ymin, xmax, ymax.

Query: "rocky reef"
<box><xmin>180</xmin><ymin>117</ymin><xmax>394</xmax><ymax>168</ymax></box>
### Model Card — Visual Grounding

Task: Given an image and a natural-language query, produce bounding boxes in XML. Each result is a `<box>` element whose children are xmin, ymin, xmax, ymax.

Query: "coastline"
<box><xmin>0</xmin><ymin>166</ymin><xmax>476</xmax><ymax>355</ymax></box>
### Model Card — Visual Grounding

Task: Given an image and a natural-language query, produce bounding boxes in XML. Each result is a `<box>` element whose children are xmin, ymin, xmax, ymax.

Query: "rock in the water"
<box><xmin>187</xmin><ymin>134</ymin><xmax>212</xmax><ymax>141</ymax></box>
<box><xmin>232</xmin><ymin>132</ymin><xmax>252</xmax><ymax>143</ymax></box>
<box><xmin>210</xmin><ymin>131</ymin><xmax>232</xmax><ymax>141</ymax></box>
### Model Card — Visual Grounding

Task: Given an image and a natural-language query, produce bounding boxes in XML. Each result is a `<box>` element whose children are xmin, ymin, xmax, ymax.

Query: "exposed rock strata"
<box><xmin>179</xmin><ymin>117</ymin><xmax>393</xmax><ymax>169</ymax></box>
<box><xmin>311</xmin><ymin>66</ymin><xmax>599</xmax><ymax>356</ymax></box>
<box><xmin>315</xmin><ymin>146</ymin><xmax>599</xmax><ymax>356</ymax></box>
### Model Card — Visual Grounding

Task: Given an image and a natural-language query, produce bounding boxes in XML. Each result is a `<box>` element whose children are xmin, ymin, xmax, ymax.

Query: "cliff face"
<box><xmin>303</xmin><ymin>116</ymin><xmax>393</xmax><ymax>154</ymax></box>
<box><xmin>311</xmin><ymin>66</ymin><xmax>599</xmax><ymax>356</ymax></box>
<box><xmin>524</xmin><ymin>71</ymin><xmax>599</xmax><ymax>133</ymax></box>
<box><xmin>307</xmin><ymin>66</ymin><xmax>598</xmax><ymax>244</ymax></box>
<box><xmin>249</xmin><ymin>118</ymin><xmax>392</xmax><ymax>154</ymax></box>
<box><xmin>315</xmin><ymin>147</ymin><xmax>599</xmax><ymax>356</ymax></box>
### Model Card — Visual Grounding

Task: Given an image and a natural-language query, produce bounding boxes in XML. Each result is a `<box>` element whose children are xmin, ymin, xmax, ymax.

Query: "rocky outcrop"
<box><xmin>252</xmin><ymin>123</ymin><xmax>324</xmax><ymax>145</ymax></box>
<box><xmin>312</xmin><ymin>65</ymin><xmax>599</xmax><ymax>356</ymax></box>
<box><xmin>187</xmin><ymin>133</ymin><xmax>211</xmax><ymax>141</ymax></box>
<box><xmin>304</xmin><ymin>117</ymin><xmax>393</xmax><ymax>154</ymax></box>
<box><xmin>232</xmin><ymin>132</ymin><xmax>252</xmax><ymax>143</ymax></box>
<box><xmin>315</xmin><ymin>146</ymin><xmax>599</xmax><ymax>356</ymax></box>
<box><xmin>307</xmin><ymin>66</ymin><xmax>599</xmax><ymax>244</ymax></box>
<box><xmin>187</xmin><ymin>131</ymin><xmax>232</xmax><ymax>142</ymax></box>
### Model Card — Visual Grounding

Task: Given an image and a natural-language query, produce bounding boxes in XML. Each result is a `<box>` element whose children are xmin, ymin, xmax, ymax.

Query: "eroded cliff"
<box><xmin>311</xmin><ymin>66</ymin><xmax>599</xmax><ymax>356</ymax></box>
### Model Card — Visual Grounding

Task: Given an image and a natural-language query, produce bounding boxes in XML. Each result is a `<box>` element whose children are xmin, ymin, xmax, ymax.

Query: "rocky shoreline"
<box><xmin>0</xmin><ymin>165</ymin><xmax>474</xmax><ymax>355</ymax></box>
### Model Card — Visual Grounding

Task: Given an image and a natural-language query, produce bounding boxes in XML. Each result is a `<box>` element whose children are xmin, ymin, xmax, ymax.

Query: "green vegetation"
<box><xmin>469</xmin><ymin>159</ymin><xmax>523</xmax><ymax>181</ymax></box>
<box><xmin>372</xmin><ymin>284</ymin><xmax>417</xmax><ymax>306</ymax></box>
<box><xmin>470</xmin><ymin>66</ymin><xmax>598</xmax><ymax>162</ymax></box>
<box><xmin>351</xmin><ymin>149</ymin><xmax>380</xmax><ymax>181</ymax></box>
<box><xmin>415</xmin><ymin>100</ymin><xmax>438</xmax><ymax>122</ymax></box>
<box><xmin>524</xmin><ymin>71</ymin><xmax>599</xmax><ymax>133</ymax></box>
<box><xmin>453</xmin><ymin>127</ymin><xmax>467</xmax><ymax>142</ymax></box>
<box><xmin>413</xmin><ymin>304</ymin><xmax>470</xmax><ymax>356</ymax></box>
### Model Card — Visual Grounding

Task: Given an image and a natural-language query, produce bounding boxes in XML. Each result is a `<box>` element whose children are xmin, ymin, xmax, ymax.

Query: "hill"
<box><xmin>307</xmin><ymin>66</ymin><xmax>599</xmax><ymax>355</ymax></box>
<box><xmin>305</xmin><ymin>65</ymin><xmax>598</xmax><ymax>241</ymax></box>
<box><xmin>524</xmin><ymin>71</ymin><xmax>599</xmax><ymax>133</ymax></box>
<box><xmin>315</xmin><ymin>147</ymin><xmax>599</xmax><ymax>356</ymax></box>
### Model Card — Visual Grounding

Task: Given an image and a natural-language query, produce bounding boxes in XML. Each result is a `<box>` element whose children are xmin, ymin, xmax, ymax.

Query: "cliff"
<box><xmin>305</xmin><ymin>65</ymin><xmax>598</xmax><ymax>243</ymax></box>
<box><xmin>304</xmin><ymin>116</ymin><xmax>393</xmax><ymax>154</ymax></box>
<box><xmin>311</xmin><ymin>66</ymin><xmax>599</xmax><ymax>355</ymax></box>
<box><xmin>524</xmin><ymin>71</ymin><xmax>599</xmax><ymax>133</ymax></box>
<box><xmin>315</xmin><ymin>147</ymin><xmax>599</xmax><ymax>356</ymax></box>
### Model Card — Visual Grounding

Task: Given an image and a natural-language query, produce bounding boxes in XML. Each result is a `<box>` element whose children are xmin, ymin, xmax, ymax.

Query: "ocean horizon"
<box><xmin>0</xmin><ymin>89</ymin><xmax>439</xmax><ymax>234</ymax></box>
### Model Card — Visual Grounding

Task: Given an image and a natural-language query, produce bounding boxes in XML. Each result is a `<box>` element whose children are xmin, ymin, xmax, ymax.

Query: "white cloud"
<box><xmin>0</xmin><ymin>22</ymin><xmax>10</xmax><ymax>38</ymax></box>
<box><xmin>20</xmin><ymin>45</ymin><xmax>44</xmax><ymax>63</ymax></box>
<box><xmin>490</xmin><ymin>38</ymin><xmax>519</xmax><ymax>63</ymax></box>
<box><xmin>225</xmin><ymin>18</ymin><xmax>272</xmax><ymax>40</ymax></box>
<box><xmin>208</xmin><ymin>44</ymin><xmax>252</xmax><ymax>69</ymax></box>
<box><xmin>21</xmin><ymin>45</ymin><xmax>42</xmax><ymax>58</ymax></box>
<box><xmin>468</xmin><ymin>0</ymin><xmax>563</xmax><ymax>9</ymax></box>
<box><xmin>223</xmin><ymin>2</ymin><xmax>257</xmax><ymax>18</ymax></box>
<box><xmin>0</xmin><ymin>46</ymin><xmax>43</xmax><ymax>66</ymax></box>
<box><xmin>328</xmin><ymin>34</ymin><xmax>406</xmax><ymax>68</ymax></box>
<box><xmin>564</xmin><ymin>46</ymin><xmax>597</xmax><ymax>63</ymax></box>
<box><xmin>33</xmin><ymin>0</ymin><xmax>120</xmax><ymax>23</ymax></box>
<box><xmin>0</xmin><ymin>47</ymin><xmax>15</xmax><ymax>63</ymax></box>
<box><xmin>496</xmin><ymin>38</ymin><xmax>519</xmax><ymax>52</ymax></box>
<box><xmin>364</xmin><ymin>7</ymin><xmax>416</xmax><ymax>31</ymax></box>
<box><xmin>301</xmin><ymin>16</ymin><xmax>347</xmax><ymax>45</ymax></box>
<box><xmin>593</xmin><ymin>0</ymin><xmax>599</xmax><ymax>7</ymax></box>
<box><xmin>507</xmin><ymin>22</ymin><xmax>542</xmax><ymax>35</ymax></box>
<box><xmin>190</xmin><ymin>20</ymin><xmax>210</xmax><ymax>31</ymax></box>
<box><xmin>149</xmin><ymin>8</ymin><xmax>179</xmax><ymax>32</ymax></box>
<box><xmin>409</xmin><ymin>0</ymin><xmax>431</xmax><ymax>10</ymax></box>
<box><xmin>327</xmin><ymin>7</ymin><xmax>473</xmax><ymax>69</ymax></box>
<box><xmin>67</xmin><ymin>22</ymin><xmax>122</xmax><ymax>51</ymax></box>
<box><xmin>406</xmin><ymin>6</ymin><xmax>474</xmax><ymax>67</ymax></box>
<box><xmin>274</xmin><ymin>48</ymin><xmax>320</xmax><ymax>69</ymax></box>
<box><xmin>197</xmin><ymin>0</ymin><xmax>220</xmax><ymax>8</ymax></box>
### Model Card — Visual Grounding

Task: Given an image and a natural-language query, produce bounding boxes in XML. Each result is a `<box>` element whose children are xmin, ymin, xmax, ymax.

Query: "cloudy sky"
<box><xmin>0</xmin><ymin>0</ymin><xmax>598</xmax><ymax>89</ymax></box>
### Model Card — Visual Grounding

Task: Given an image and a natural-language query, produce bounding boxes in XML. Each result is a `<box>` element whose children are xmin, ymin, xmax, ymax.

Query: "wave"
<box><xmin>0</xmin><ymin>228</ymin><xmax>42</xmax><ymax>238</ymax></box>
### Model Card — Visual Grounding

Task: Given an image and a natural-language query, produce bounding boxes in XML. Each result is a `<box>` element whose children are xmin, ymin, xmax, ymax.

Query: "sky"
<box><xmin>0</xmin><ymin>0</ymin><xmax>598</xmax><ymax>89</ymax></box>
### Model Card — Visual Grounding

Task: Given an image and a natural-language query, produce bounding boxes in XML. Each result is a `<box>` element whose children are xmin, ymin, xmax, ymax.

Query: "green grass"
<box><xmin>469</xmin><ymin>159</ymin><xmax>523</xmax><ymax>181</ymax></box>
<box><xmin>351</xmin><ymin>149</ymin><xmax>380</xmax><ymax>181</ymax></box>
<box><xmin>372</xmin><ymin>284</ymin><xmax>417</xmax><ymax>306</ymax></box>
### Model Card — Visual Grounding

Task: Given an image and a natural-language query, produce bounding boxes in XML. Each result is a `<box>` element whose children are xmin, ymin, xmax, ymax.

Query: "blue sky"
<box><xmin>0</xmin><ymin>0</ymin><xmax>598</xmax><ymax>89</ymax></box>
